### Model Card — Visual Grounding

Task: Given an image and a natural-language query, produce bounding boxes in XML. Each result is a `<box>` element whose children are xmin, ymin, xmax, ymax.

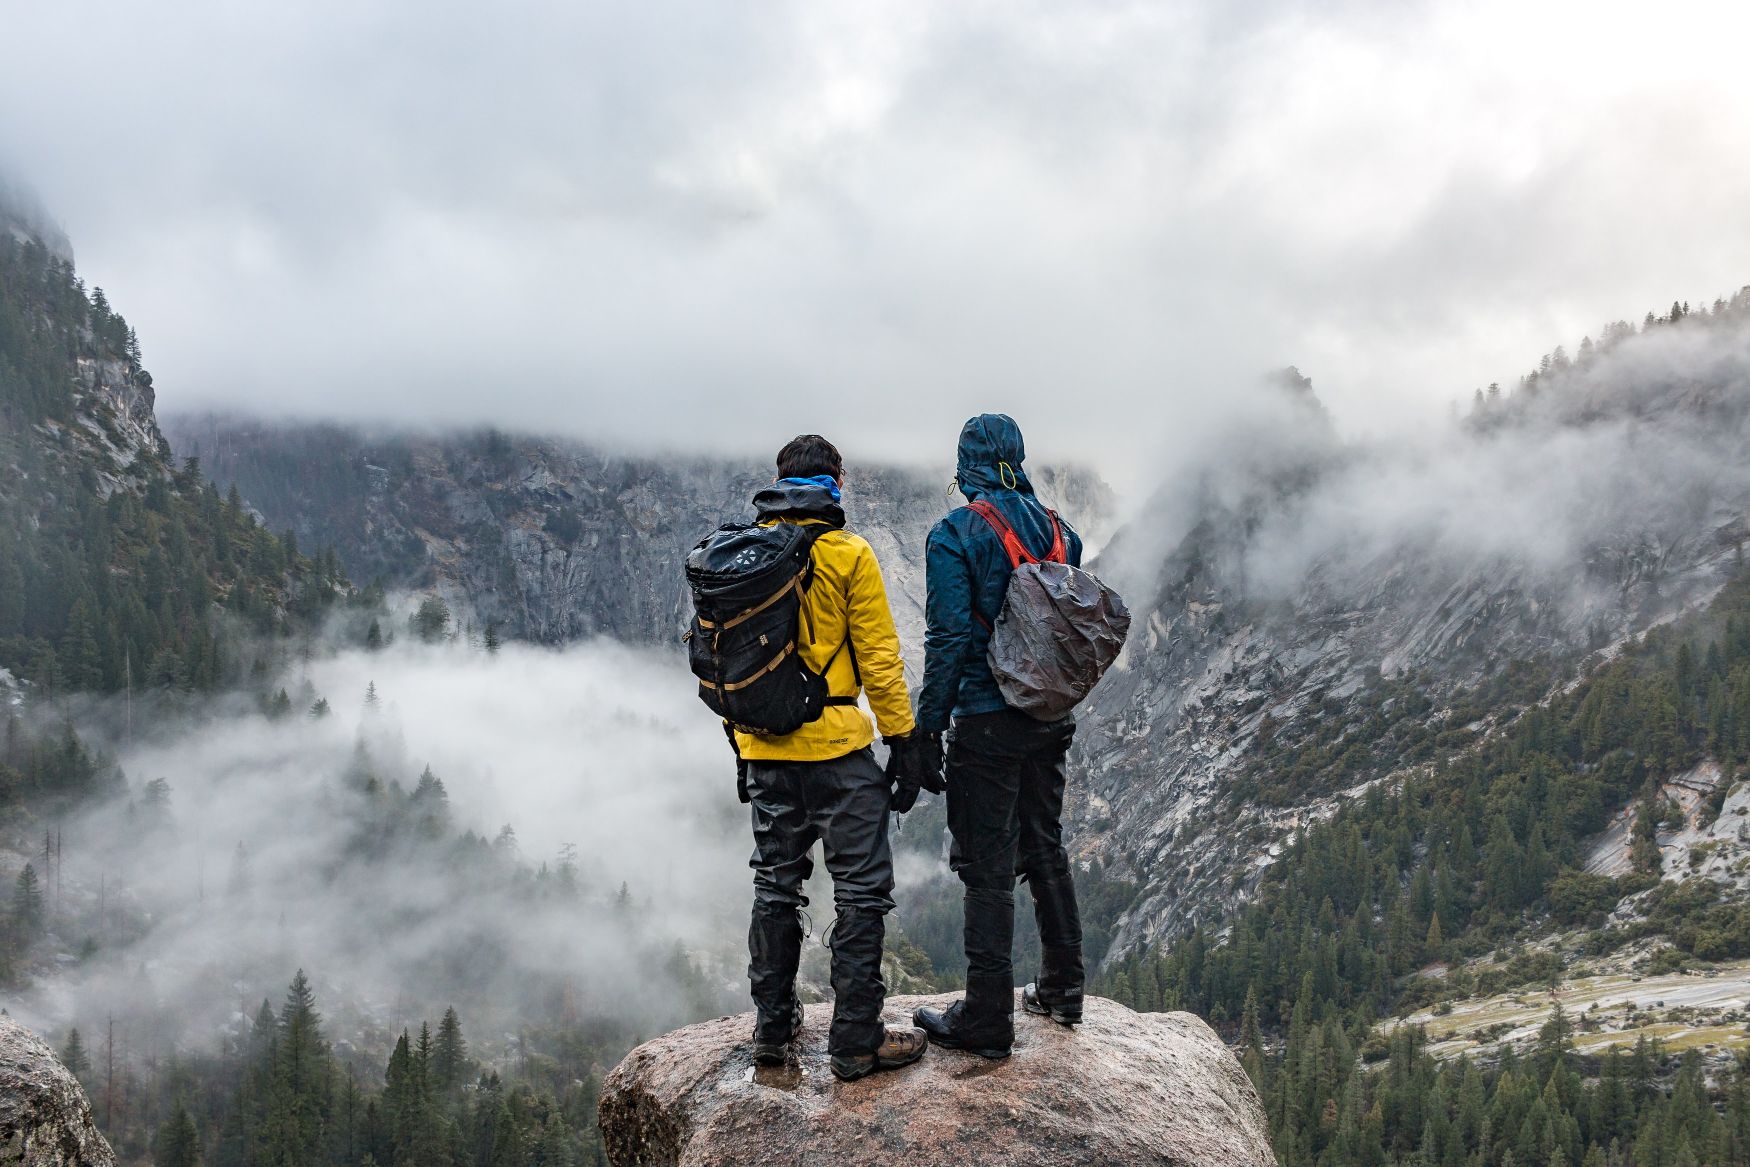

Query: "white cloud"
<box><xmin>3</xmin><ymin>0</ymin><xmax>1749</xmax><ymax>492</ymax></box>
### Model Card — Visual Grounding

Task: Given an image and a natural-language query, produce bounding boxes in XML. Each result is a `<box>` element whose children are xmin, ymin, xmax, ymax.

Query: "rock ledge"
<box><xmin>0</xmin><ymin>1016</ymin><xmax>118</xmax><ymax>1167</ymax></box>
<box><xmin>599</xmin><ymin>992</ymin><xmax>1274</xmax><ymax>1167</ymax></box>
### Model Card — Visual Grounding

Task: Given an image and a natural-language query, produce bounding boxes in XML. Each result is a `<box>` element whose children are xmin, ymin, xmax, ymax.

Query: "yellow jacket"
<box><xmin>734</xmin><ymin>519</ymin><xmax>915</xmax><ymax>761</ymax></box>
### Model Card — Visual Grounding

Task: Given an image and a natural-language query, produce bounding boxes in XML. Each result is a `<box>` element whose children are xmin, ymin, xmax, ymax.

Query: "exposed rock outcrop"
<box><xmin>160</xmin><ymin>415</ymin><xmax>1116</xmax><ymax>654</ymax></box>
<box><xmin>0</xmin><ymin>1017</ymin><xmax>118</xmax><ymax>1167</ymax></box>
<box><xmin>598</xmin><ymin>992</ymin><xmax>1273</xmax><ymax>1167</ymax></box>
<box><xmin>1073</xmin><ymin>335</ymin><xmax>1750</xmax><ymax>957</ymax></box>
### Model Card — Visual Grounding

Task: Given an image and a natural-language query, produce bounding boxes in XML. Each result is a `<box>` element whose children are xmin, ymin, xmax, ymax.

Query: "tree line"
<box><xmin>1</xmin><ymin>230</ymin><xmax>353</xmax><ymax>696</ymax></box>
<box><xmin>1099</xmin><ymin>571</ymin><xmax>1750</xmax><ymax>1163</ymax></box>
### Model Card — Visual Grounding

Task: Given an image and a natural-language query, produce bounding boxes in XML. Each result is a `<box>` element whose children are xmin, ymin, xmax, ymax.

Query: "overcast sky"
<box><xmin>4</xmin><ymin>0</ymin><xmax>1749</xmax><ymax>490</ymax></box>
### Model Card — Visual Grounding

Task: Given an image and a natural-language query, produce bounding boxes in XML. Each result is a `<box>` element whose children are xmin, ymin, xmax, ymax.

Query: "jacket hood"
<box><xmin>752</xmin><ymin>479</ymin><xmax>847</xmax><ymax>528</ymax></box>
<box><xmin>956</xmin><ymin>413</ymin><xmax>1032</xmax><ymax>500</ymax></box>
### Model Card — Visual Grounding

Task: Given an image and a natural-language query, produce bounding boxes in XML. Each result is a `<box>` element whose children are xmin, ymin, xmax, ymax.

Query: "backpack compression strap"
<box><xmin>702</xmin><ymin>521</ymin><xmax>859</xmax><ymax>709</ymax></box>
<box><xmin>966</xmin><ymin>500</ymin><xmax>1066</xmax><ymax>568</ymax></box>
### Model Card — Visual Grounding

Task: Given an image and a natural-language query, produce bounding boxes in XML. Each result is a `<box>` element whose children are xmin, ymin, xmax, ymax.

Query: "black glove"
<box><xmin>885</xmin><ymin>731</ymin><xmax>945</xmax><ymax>812</ymax></box>
<box><xmin>913</xmin><ymin>731</ymin><xmax>945</xmax><ymax>794</ymax></box>
<box><xmin>886</xmin><ymin>741</ymin><xmax>920</xmax><ymax>813</ymax></box>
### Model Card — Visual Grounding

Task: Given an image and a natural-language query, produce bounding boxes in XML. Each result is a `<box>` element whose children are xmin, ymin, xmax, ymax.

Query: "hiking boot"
<box><xmin>913</xmin><ymin>998</ymin><xmax>1013</xmax><ymax>1059</ymax></box>
<box><xmin>1023</xmin><ymin>981</ymin><xmax>1082</xmax><ymax>1026</ymax></box>
<box><xmin>751</xmin><ymin>997</ymin><xmax>805</xmax><ymax>1067</ymax></box>
<box><xmin>829</xmin><ymin>1025</ymin><xmax>928</xmax><ymax>1081</ymax></box>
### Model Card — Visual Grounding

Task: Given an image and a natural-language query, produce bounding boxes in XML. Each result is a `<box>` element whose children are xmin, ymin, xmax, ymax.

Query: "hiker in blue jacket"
<box><xmin>910</xmin><ymin>413</ymin><xmax>1088</xmax><ymax>1058</ymax></box>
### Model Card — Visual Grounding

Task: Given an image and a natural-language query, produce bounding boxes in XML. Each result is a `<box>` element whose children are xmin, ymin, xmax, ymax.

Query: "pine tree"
<box><xmin>267</xmin><ymin>970</ymin><xmax>332</xmax><ymax>1164</ymax></box>
<box><xmin>13</xmin><ymin>862</ymin><xmax>45</xmax><ymax>939</ymax></box>
<box><xmin>155</xmin><ymin>1100</ymin><xmax>202</xmax><ymax>1167</ymax></box>
<box><xmin>412</xmin><ymin>597</ymin><xmax>450</xmax><ymax>643</ymax></box>
<box><xmin>433</xmin><ymin>1007</ymin><xmax>467</xmax><ymax>1091</ymax></box>
<box><xmin>1630</xmin><ymin>788</ymin><xmax>1663</xmax><ymax>875</ymax></box>
<box><xmin>61</xmin><ymin>1028</ymin><xmax>90</xmax><ymax>1079</ymax></box>
<box><xmin>412</xmin><ymin>768</ymin><xmax>452</xmax><ymax>839</ymax></box>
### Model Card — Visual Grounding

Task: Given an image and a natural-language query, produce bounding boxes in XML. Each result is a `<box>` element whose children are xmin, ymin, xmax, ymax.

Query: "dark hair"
<box><xmin>775</xmin><ymin>434</ymin><xmax>843</xmax><ymax>480</ymax></box>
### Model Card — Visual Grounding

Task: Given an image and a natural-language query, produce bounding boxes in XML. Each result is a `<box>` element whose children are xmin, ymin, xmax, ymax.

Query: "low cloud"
<box><xmin>1103</xmin><ymin>310</ymin><xmax>1750</xmax><ymax>626</ymax></box>
<box><xmin>10</xmin><ymin>634</ymin><xmax>760</xmax><ymax>1054</ymax></box>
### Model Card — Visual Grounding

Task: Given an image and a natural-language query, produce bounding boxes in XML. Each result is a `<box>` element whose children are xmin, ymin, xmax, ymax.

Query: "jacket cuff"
<box><xmin>916</xmin><ymin>709</ymin><xmax>951</xmax><ymax>734</ymax></box>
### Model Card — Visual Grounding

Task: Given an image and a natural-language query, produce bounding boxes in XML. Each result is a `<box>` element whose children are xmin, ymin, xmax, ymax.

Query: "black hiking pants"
<box><xmin>745</xmin><ymin>747</ymin><xmax>894</xmax><ymax>1057</ymax></box>
<box><xmin>945</xmin><ymin>709</ymin><xmax>1082</xmax><ymax>1023</ymax></box>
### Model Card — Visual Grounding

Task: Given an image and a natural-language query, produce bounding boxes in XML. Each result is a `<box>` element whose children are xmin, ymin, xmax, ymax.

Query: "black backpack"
<box><xmin>684</xmin><ymin>521</ymin><xmax>855</xmax><ymax>736</ymax></box>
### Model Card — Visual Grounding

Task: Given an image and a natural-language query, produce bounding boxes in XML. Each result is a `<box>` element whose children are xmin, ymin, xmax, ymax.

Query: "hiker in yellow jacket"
<box><xmin>734</xmin><ymin>434</ymin><xmax>931</xmax><ymax>1081</ymax></box>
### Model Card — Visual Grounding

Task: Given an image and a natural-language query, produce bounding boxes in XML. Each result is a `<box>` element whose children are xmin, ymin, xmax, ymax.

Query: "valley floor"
<box><xmin>1395</xmin><ymin>955</ymin><xmax>1750</xmax><ymax>1063</ymax></box>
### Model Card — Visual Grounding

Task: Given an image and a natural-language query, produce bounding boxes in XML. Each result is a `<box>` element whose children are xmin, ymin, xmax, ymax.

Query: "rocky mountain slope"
<box><xmin>1072</xmin><ymin>301</ymin><xmax>1750</xmax><ymax>958</ymax></box>
<box><xmin>161</xmin><ymin>414</ymin><xmax>1115</xmax><ymax>659</ymax></box>
<box><xmin>1</xmin><ymin>191</ymin><xmax>342</xmax><ymax>697</ymax></box>
<box><xmin>1</xmin><ymin>193</ymin><xmax>164</xmax><ymax>495</ymax></box>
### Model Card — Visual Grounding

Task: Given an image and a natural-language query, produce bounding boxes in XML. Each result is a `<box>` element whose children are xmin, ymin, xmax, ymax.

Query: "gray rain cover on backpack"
<box><xmin>989</xmin><ymin>559</ymin><xmax>1131</xmax><ymax>721</ymax></box>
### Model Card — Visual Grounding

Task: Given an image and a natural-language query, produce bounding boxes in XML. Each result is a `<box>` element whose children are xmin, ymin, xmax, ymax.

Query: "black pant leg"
<box><xmin>1016</xmin><ymin>718</ymin><xmax>1084</xmax><ymax>999</ymax></box>
<box><xmin>745</xmin><ymin>764</ymin><xmax>816</xmax><ymax>1043</ymax></box>
<box><xmin>811</xmin><ymin>748</ymin><xmax>896</xmax><ymax>915</ymax></box>
<box><xmin>945</xmin><ymin>713</ymin><xmax>1024</xmax><ymax>1010</ymax></box>
<box><xmin>811</xmin><ymin>748</ymin><xmax>896</xmax><ymax>1057</ymax></box>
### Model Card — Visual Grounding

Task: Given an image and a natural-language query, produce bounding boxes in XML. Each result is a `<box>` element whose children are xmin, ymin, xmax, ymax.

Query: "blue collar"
<box><xmin>779</xmin><ymin>475</ymin><xmax>841</xmax><ymax>502</ymax></box>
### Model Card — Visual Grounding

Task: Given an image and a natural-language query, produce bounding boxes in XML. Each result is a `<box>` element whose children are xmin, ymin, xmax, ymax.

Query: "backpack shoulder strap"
<box><xmin>1043</xmin><ymin>509</ymin><xmax>1067</xmax><ymax>564</ymax></box>
<box><xmin>799</xmin><ymin>521</ymin><xmax>861</xmax><ymax>704</ymax></box>
<box><xmin>967</xmin><ymin>500</ymin><xmax>1067</xmax><ymax>566</ymax></box>
<box><xmin>966</xmin><ymin>500</ymin><xmax>1035</xmax><ymax>568</ymax></box>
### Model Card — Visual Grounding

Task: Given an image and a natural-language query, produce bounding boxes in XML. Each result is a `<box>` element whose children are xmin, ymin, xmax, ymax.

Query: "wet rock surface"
<box><xmin>598</xmin><ymin>992</ymin><xmax>1274</xmax><ymax>1167</ymax></box>
<box><xmin>0</xmin><ymin>1016</ymin><xmax>118</xmax><ymax>1167</ymax></box>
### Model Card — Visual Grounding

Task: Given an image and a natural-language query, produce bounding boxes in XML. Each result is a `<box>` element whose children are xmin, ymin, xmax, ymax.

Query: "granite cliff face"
<box><xmin>597</xmin><ymin>992</ymin><xmax>1273</xmax><ymax>1167</ymax></box>
<box><xmin>161</xmin><ymin>415</ymin><xmax>1114</xmax><ymax>660</ymax></box>
<box><xmin>1071</xmin><ymin>312</ymin><xmax>1750</xmax><ymax>956</ymax></box>
<box><xmin>1</xmin><ymin>192</ymin><xmax>166</xmax><ymax>506</ymax></box>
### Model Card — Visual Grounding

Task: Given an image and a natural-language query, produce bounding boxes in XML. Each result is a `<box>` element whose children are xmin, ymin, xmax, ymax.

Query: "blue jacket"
<box><xmin>916</xmin><ymin>414</ymin><xmax>1083</xmax><ymax>732</ymax></box>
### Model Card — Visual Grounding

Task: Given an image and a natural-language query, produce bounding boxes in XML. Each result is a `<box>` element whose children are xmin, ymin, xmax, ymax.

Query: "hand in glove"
<box><xmin>885</xmin><ymin>731</ymin><xmax>945</xmax><ymax>812</ymax></box>
<box><xmin>912</xmin><ymin>731</ymin><xmax>945</xmax><ymax>795</ymax></box>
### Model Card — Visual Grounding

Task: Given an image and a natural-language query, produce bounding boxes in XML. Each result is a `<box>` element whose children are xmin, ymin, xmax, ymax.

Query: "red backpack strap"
<box><xmin>1044</xmin><ymin>509</ymin><xmax>1067</xmax><ymax>564</ymax></box>
<box><xmin>966</xmin><ymin>500</ymin><xmax>1034</xmax><ymax>568</ymax></box>
<box><xmin>967</xmin><ymin>500</ymin><xmax>1067</xmax><ymax>566</ymax></box>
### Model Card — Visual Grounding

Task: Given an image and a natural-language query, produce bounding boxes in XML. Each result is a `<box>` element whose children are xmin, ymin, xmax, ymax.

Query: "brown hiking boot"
<box><xmin>829</xmin><ymin>1025</ymin><xmax>928</xmax><ymax>1081</ymax></box>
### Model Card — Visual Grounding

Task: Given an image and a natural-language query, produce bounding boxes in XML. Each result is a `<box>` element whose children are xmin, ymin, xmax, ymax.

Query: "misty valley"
<box><xmin>9</xmin><ymin>191</ymin><xmax>1750</xmax><ymax>1165</ymax></box>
